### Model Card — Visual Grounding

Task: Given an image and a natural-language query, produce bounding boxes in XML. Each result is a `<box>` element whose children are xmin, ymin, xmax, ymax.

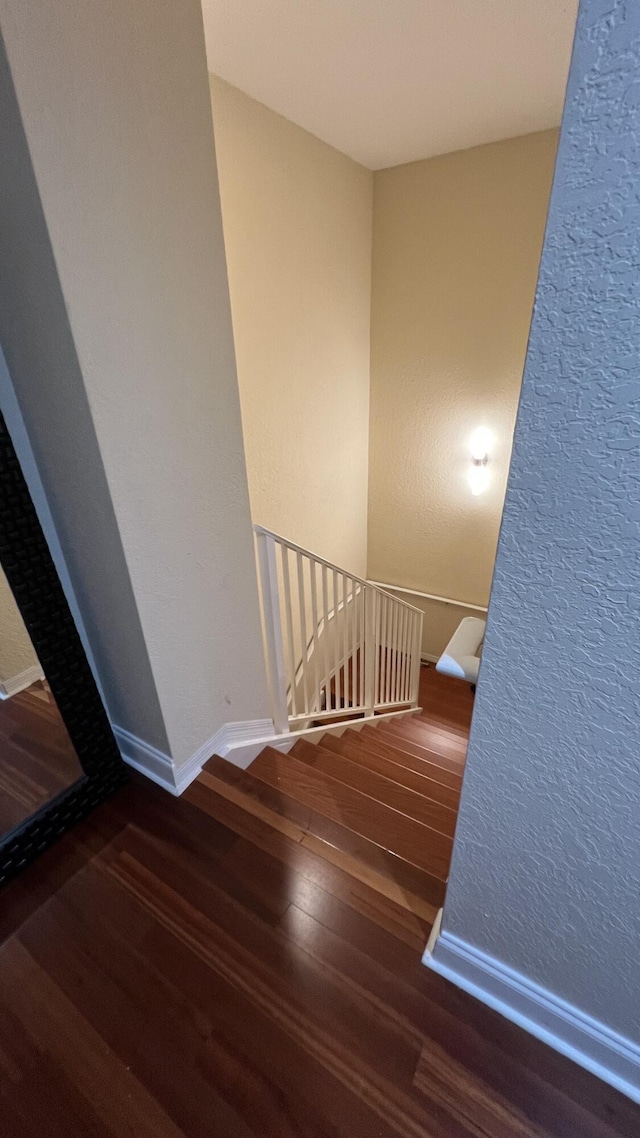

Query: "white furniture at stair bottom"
<box><xmin>436</xmin><ymin>616</ymin><xmax>486</xmax><ymax>685</ymax></box>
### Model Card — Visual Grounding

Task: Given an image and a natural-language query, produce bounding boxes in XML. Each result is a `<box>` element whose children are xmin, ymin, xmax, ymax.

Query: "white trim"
<box><xmin>113</xmin><ymin>718</ymin><xmax>275</xmax><ymax>794</ymax></box>
<box><xmin>219</xmin><ymin>706</ymin><xmax>421</xmax><ymax>769</ymax></box>
<box><xmin>0</xmin><ymin>664</ymin><xmax>45</xmax><ymax>699</ymax></box>
<box><xmin>368</xmin><ymin>580</ymin><xmax>488</xmax><ymax>614</ymax></box>
<box><xmin>113</xmin><ymin>726</ymin><xmax>179</xmax><ymax>793</ymax></box>
<box><xmin>114</xmin><ymin>705</ymin><xmax>421</xmax><ymax>787</ymax></box>
<box><xmin>212</xmin><ymin>718</ymin><xmax>275</xmax><ymax>771</ymax></box>
<box><xmin>423</xmin><ymin>914</ymin><xmax>640</xmax><ymax>1104</ymax></box>
<box><xmin>421</xmin><ymin>653</ymin><xmax>440</xmax><ymax>664</ymax></box>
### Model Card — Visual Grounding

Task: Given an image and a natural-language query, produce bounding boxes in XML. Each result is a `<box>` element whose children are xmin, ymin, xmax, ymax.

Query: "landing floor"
<box><xmin>0</xmin><ymin>723</ymin><xmax>637</xmax><ymax>1135</ymax></box>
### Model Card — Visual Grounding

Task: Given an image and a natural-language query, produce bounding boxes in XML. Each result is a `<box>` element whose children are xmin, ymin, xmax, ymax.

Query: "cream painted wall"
<box><xmin>210</xmin><ymin>76</ymin><xmax>373</xmax><ymax>578</ymax></box>
<box><xmin>0</xmin><ymin>0</ymin><xmax>269</xmax><ymax>768</ymax></box>
<box><xmin>368</xmin><ymin>129</ymin><xmax>559</xmax><ymax>654</ymax></box>
<box><xmin>0</xmin><ymin>569</ymin><xmax>39</xmax><ymax>685</ymax></box>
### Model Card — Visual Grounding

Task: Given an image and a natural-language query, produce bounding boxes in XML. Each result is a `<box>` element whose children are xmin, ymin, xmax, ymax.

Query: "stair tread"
<box><xmin>190</xmin><ymin>774</ymin><xmax>439</xmax><ymax>929</ymax></box>
<box><xmin>419</xmin><ymin>683</ymin><xmax>473</xmax><ymax>705</ymax></box>
<box><xmin>419</xmin><ymin>682</ymin><xmax>474</xmax><ymax>707</ymax></box>
<box><xmin>205</xmin><ymin>754</ymin><xmax>447</xmax><ymax>905</ymax></box>
<box><xmin>414</xmin><ymin>712</ymin><xmax>471</xmax><ymax>738</ymax></box>
<box><xmin>419</xmin><ymin>706</ymin><xmax>471</xmax><ymax>728</ymax></box>
<box><xmin>403</xmin><ymin>715</ymin><xmax>469</xmax><ymax>744</ymax></box>
<box><xmin>379</xmin><ymin>719</ymin><xmax>467</xmax><ymax>763</ymax></box>
<box><xmin>249</xmin><ymin>747</ymin><xmax>452</xmax><ymax>880</ymax></box>
<box><xmin>318</xmin><ymin>731</ymin><xmax>461</xmax><ymax>810</ymax></box>
<box><xmin>292</xmin><ymin>738</ymin><xmax>457</xmax><ymax>836</ymax></box>
<box><xmin>359</xmin><ymin>726</ymin><xmax>464</xmax><ymax>787</ymax></box>
<box><xmin>374</xmin><ymin>722</ymin><xmax>466</xmax><ymax>772</ymax></box>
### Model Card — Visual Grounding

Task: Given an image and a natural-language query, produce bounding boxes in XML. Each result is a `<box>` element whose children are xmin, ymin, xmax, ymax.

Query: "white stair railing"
<box><xmin>254</xmin><ymin>525</ymin><xmax>423</xmax><ymax>733</ymax></box>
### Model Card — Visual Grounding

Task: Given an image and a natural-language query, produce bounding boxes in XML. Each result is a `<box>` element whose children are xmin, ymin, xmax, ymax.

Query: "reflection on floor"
<box><xmin>0</xmin><ymin>682</ymin><xmax>83</xmax><ymax>837</ymax></box>
<box><xmin>199</xmin><ymin>664</ymin><xmax>472</xmax><ymax>916</ymax></box>
<box><xmin>0</xmin><ymin>739</ymin><xmax>636</xmax><ymax>1134</ymax></box>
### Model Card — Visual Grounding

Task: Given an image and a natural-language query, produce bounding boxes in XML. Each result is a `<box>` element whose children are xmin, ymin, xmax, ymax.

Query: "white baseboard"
<box><xmin>209</xmin><ymin>718</ymin><xmax>275</xmax><ymax>771</ymax></box>
<box><xmin>0</xmin><ymin>664</ymin><xmax>45</xmax><ymax>699</ymax></box>
<box><xmin>424</xmin><ymin>912</ymin><xmax>640</xmax><ymax>1104</ymax></box>
<box><xmin>115</xmin><ymin>704</ymin><xmax>422</xmax><ymax>789</ymax></box>
<box><xmin>113</xmin><ymin>727</ymin><xmax>179</xmax><ymax>794</ymax></box>
<box><xmin>113</xmin><ymin>718</ymin><xmax>275</xmax><ymax>794</ymax></box>
<box><xmin>421</xmin><ymin>653</ymin><xmax>440</xmax><ymax>664</ymax></box>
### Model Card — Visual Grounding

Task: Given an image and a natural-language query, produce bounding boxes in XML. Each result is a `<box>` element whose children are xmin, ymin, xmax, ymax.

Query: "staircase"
<box><xmin>253</xmin><ymin>525</ymin><xmax>424</xmax><ymax>732</ymax></box>
<box><xmin>193</xmin><ymin>665</ymin><xmax>471</xmax><ymax>918</ymax></box>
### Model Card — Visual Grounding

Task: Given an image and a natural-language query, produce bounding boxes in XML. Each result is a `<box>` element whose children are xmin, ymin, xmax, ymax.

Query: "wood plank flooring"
<box><xmin>0</xmin><ymin>665</ymin><xmax>638</xmax><ymax>1135</ymax></box>
<box><xmin>0</xmin><ymin>682</ymin><xmax>83</xmax><ymax>837</ymax></box>
<box><xmin>206</xmin><ymin>664</ymin><xmax>470</xmax><ymax>913</ymax></box>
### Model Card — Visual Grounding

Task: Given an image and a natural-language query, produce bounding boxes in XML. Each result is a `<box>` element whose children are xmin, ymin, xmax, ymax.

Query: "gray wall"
<box><xmin>0</xmin><ymin>0</ymin><xmax>270</xmax><ymax>766</ymax></box>
<box><xmin>443</xmin><ymin>0</ymin><xmax>640</xmax><ymax>1044</ymax></box>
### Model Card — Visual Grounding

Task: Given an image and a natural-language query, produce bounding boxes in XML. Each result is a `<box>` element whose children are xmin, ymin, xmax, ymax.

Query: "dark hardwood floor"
<box><xmin>200</xmin><ymin>665</ymin><xmax>471</xmax><ymax>916</ymax></box>
<box><xmin>0</xmin><ymin>666</ymin><xmax>638</xmax><ymax>1135</ymax></box>
<box><xmin>0</xmin><ymin>682</ymin><xmax>83</xmax><ymax>837</ymax></box>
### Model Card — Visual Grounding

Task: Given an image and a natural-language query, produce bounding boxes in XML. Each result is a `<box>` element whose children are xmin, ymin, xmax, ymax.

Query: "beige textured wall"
<box><xmin>0</xmin><ymin>0</ymin><xmax>269</xmax><ymax>767</ymax></box>
<box><xmin>211</xmin><ymin>76</ymin><xmax>373</xmax><ymax>577</ymax></box>
<box><xmin>368</xmin><ymin>129</ymin><xmax>558</xmax><ymax>652</ymax></box>
<box><xmin>0</xmin><ymin>569</ymin><xmax>39</xmax><ymax>684</ymax></box>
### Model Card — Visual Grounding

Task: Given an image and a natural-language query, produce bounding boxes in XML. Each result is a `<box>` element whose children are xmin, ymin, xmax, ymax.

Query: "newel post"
<box><xmin>255</xmin><ymin>529</ymin><xmax>290</xmax><ymax>735</ymax></box>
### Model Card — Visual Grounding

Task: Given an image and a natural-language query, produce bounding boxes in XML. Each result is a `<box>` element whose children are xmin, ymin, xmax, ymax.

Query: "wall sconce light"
<box><xmin>468</xmin><ymin>427</ymin><xmax>494</xmax><ymax>496</ymax></box>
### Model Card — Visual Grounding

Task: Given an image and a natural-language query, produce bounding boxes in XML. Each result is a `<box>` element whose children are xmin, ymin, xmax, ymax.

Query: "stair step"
<box><xmin>419</xmin><ymin>704</ymin><xmax>472</xmax><ymax>731</ymax></box>
<box><xmin>359</xmin><ymin>727</ymin><xmax>464</xmax><ymax>789</ymax></box>
<box><xmin>373</xmin><ymin>719</ymin><xmax>462</xmax><ymax>764</ymax></box>
<box><xmin>205</xmin><ymin>755</ymin><xmax>447</xmax><ymax>906</ymax></box>
<box><xmin>410</xmin><ymin>711</ymin><xmax>470</xmax><ymax>740</ymax></box>
<box><xmin>415</xmin><ymin>711</ymin><xmax>471</xmax><ymax>739</ymax></box>
<box><xmin>387</xmin><ymin>711</ymin><xmax>468</xmax><ymax>741</ymax></box>
<box><xmin>318</xmin><ymin>731</ymin><xmax>461</xmax><ymax>810</ymax></box>
<box><xmin>249</xmin><ymin>747</ymin><xmax>452</xmax><ymax>881</ymax></box>
<box><xmin>291</xmin><ymin>738</ymin><xmax>457</xmax><ymax>837</ymax></box>
<box><xmin>381</xmin><ymin>718</ymin><xmax>467</xmax><ymax>763</ymax></box>
<box><xmin>418</xmin><ymin>665</ymin><xmax>472</xmax><ymax>696</ymax></box>
<box><xmin>189</xmin><ymin>774</ymin><xmax>439</xmax><ymax>928</ymax></box>
<box><xmin>419</xmin><ymin>680</ymin><xmax>473</xmax><ymax>706</ymax></box>
<box><xmin>368</xmin><ymin>723</ymin><xmax>462</xmax><ymax>778</ymax></box>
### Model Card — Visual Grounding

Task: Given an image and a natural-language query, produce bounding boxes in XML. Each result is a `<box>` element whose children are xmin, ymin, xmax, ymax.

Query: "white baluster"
<box><xmin>391</xmin><ymin>602</ymin><xmax>400</xmax><ymax>703</ymax></box>
<box><xmin>332</xmin><ymin>569</ymin><xmax>341</xmax><ymax>711</ymax></box>
<box><xmin>364</xmin><ymin>587</ymin><xmax>376</xmax><ymax>715</ymax></box>
<box><xmin>411</xmin><ymin>610</ymin><xmax>423</xmax><ymax>705</ymax></box>
<box><xmin>255</xmin><ymin>530</ymin><xmax>289</xmax><ymax>734</ymax></box>
<box><xmin>280</xmin><ymin>544</ymin><xmax>297</xmax><ymax>718</ymax></box>
<box><xmin>296</xmin><ymin>552</ymin><xmax>309</xmax><ymax>715</ymax></box>
<box><xmin>399</xmin><ymin>605</ymin><xmax>408</xmax><ymax>702</ymax></box>
<box><xmin>310</xmin><ymin>560</ymin><xmax>321</xmax><ymax>713</ymax></box>
<box><xmin>321</xmin><ymin>564</ymin><xmax>330</xmax><ymax>713</ymax></box>
<box><xmin>358</xmin><ymin>585</ymin><xmax>365</xmax><ymax>708</ymax></box>
<box><xmin>385</xmin><ymin>596</ymin><xmax>393</xmax><ymax>705</ymax></box>
<box><xmin>400</xmin><ymin>609</ymin><xmax>409</xmax><ymax>696</ymax></box>
<box><xmin>343</xmin><ymin>574</ymin><xmax>350</xmax><ymax>709</ymax></box>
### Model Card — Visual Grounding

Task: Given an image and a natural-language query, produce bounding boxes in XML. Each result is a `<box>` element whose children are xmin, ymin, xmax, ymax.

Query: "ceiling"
<box><xmin>201</xmin><ymin>0</ymin><xmax>578</xmax><ymax>170</ymax></box>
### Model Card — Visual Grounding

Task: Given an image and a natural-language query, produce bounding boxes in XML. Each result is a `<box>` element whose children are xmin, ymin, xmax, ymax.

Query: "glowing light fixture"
<box><xmin>468</xmin><ymin>427</ymin><xmax>494</xmax><ymax>496</ymax></box>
